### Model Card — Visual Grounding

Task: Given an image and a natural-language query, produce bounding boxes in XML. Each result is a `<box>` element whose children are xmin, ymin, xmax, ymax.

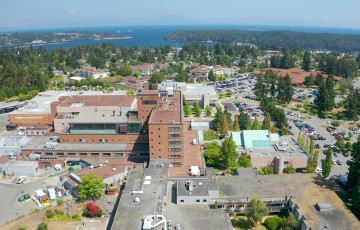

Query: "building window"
<box><xmin>203</xmin><ymin>199</ymin><xmax>207</xmax><ymax>202</ymax></box>
<box><xmin>115</xmin><ymin>153</ymin><xmax>123</xmax><ymax>156</ymax></box>
<box><xmin>56</xmin><ymin>152</ymin><xmax>64</xmax><ymax>156</ymax></box>
<box><xmin>180</xmin><ymin>200</ymin><xmax>184</xmax><ymax>203</ymax></box>
<box><xmin>103</xmin><ymin>153</ymin><xmax>111</xmax><ymax>156</ymax></box>
<box><xmin>196</xmin><ymin>200</ymin><xmax>200</xmax><ymax>203</ymax></box>
<box><xmin>169</xmin><ymin>154</ymin><xmax>182</xmax><ymax>159</ymax></box>
<box><xmin>169</xmin><ymin>134</ymin><xmax>181</xmax><ymax>138</ymax></box>
<box><xmin>140</xmin><ymin>153</ymin><xmax>149</xmax><ymax>156</ymax></box>
<box><xmin>45</xmin><ymin>152</ymin><xmax>53</xmax><ymax>156</ymax></box>
<box><xmin>91</xmin><ymin>153</ymin><xmax>100</xmax><ymax>156</ymax></box>
<box><xmin>80</xmin><ymin>152</ymin><xmax>88</xmax><ymax>156</ymax></box>
<box><xmin>284</xmin><ymin>161</ymin><xmax>289</xmax><ymax>166</ymax></box>
<box><xmin>169</xmin><ymin>148</ymin><xmax>181</xmax><ymax>152</ymax></box>
<box><xmin>158</xmin><ymin>128</ymin><xmax>160</xmax><ymax>130</ymax></box>
<box><xmin>142</xmin><ymin>100</ymin><xmax>157</xmax><ymax>105</ymax></box>
<box><xmin>68</xmin><ymin>153</ymin><xmax>76</xmax><ymax>156</ymax></box>
<box><xmin>169</xmin><ymin>126</ymin><xmax>181</xmax><ymax>131</ymax></box>
<box><xmin>169</xmin><ymin>141</ymin><xmax>181</xmax><ymax>145</ymax></box>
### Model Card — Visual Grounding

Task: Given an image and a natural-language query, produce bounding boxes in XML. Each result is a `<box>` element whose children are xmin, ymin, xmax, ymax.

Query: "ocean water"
<box><xmin>9</xmin><ymin>25</ymin><xmax>360</xmax><ymax>50</ymax></box>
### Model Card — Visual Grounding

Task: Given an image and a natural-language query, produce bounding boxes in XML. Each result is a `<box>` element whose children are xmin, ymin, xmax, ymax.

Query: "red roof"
<box><xmin>261</xmin><ymin>68</ymin><xmax>341</xmax><ymax>85</ymax></box>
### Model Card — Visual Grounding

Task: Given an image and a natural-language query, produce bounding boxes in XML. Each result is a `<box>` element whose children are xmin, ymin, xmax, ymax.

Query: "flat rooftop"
<box><xmin>149</xmin><ymin>92</ymin><xmax>182</xmax><ymax>124</ymax></box>
<box><xmin>111</xmin><ymin>159</ymin><xmax>169</xmax><ymax>230</ymax></box>
<box><xmin>177</xmin><ymin>168</ymin><xmax>218</xmax><ymax>197</ymax></box>
<box><xmin>22</xmin><ymin>136</ymin><xmax>129</xmax><ymax>152</ymax></box>
<box><xmin>58</xmin><ymin>95</ymin><xmax>135</xmax><ymax>108</ymax></box>
<box><xmin>248</xmin><ymin>136</ymin><xmax>309</xmax><ymax>159</ymax></box>
<box><xmin>11</xmin><ymin>91</ymin><xmax>126</xmax><ymax>114</ymax></box>
<box><xmin>217</xmin><ymin>168</ymin><xmax>360</xmax><ymax>230</ymax></box>
<box><xmin>0</xmin><ymin>101</ymin><xmax>25</xmax><ymax>110</ymax></box>
<box><xmin>70</xmin><ymin>110</ymin><xmax>142</xmax><ymax>124</ymax></box>
<box><xmin>159</xmin><ymin>82</ymin><xmax>218</xmax><ymax>97</ymax></box>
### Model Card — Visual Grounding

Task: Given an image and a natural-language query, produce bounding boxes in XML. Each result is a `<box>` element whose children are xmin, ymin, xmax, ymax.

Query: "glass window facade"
<box><xmin>70</xmin><ymin>123</ymin><xmax>116</xmax><ymax>134</ymax></box>
<box><xmin>128</xmin><ymin>123</ymin><xmax>142</xmax><ymax>133</ymax></box>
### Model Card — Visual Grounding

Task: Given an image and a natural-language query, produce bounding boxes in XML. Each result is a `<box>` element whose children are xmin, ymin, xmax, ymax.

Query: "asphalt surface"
<box><xmin>0</xmin><ymin>175</ymin><xmax>60</xmax><ymax>225</ymax></box>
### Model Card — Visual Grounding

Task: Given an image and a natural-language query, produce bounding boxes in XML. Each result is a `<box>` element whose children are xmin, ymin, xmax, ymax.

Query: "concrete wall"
<box><xmin>177</xmin><ymin>195</ymin><xmax>211</xmax><ymax>205</ymax></box>
<box><xmin>59</xmin><ymin>133</ymin><xmax>148</xmax><ymax>144</ymax></box>
<box><xmin>9</xmin><ymin>113</ymin><xmax>52</xmax><ymax>125</ymax></box>
<box><xmin>9</xmin><ymin>162</ymin><xmax>38</xmax><ymax>176</ymax></box>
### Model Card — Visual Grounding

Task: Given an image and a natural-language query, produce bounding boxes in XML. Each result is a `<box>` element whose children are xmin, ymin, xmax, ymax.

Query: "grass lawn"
<box><xmin>232</xmin><ymin>216</ymin><xmax>267</xmax><ymax>230</ymax></box>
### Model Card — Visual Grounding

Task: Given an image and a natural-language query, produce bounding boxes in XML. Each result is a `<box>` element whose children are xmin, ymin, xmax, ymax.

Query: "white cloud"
<box><xmin>69</xmin><ymin>10</ymin><xmax>76</xmax><ymax>14</ymax></box>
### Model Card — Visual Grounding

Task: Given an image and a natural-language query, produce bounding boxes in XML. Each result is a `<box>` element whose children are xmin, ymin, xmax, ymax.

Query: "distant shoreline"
<box><xmin>3</xmin><ymin>37</ymin><xmax>133</xmax><ymax>48</ymax></box>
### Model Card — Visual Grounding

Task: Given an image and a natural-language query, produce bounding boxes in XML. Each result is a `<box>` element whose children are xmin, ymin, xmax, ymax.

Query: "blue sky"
<box><xmin>1</xmin><ymin>0</ymin><xmax>359</xmax><ymax>31</ymax></box>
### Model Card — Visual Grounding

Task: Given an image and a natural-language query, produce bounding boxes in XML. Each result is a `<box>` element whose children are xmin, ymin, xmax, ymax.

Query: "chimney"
<box><xmin>113</xmin><ymin>110</ymin><xmax>115</xmax><ymax>116</ymax></box>
<box><xmin>120</xmin><ymin>111</ymin><xmax>122</xmax><ymax>116</ymax></box>
<box><xmin>95</xmin><ymin>107</ymin><xmax>97</xmax><ymax>112</ymax></box>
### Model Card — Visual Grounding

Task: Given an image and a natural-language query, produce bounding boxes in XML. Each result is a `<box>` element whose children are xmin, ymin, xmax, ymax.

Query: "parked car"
<box><xmin>315</xmin><ymin>144</ymin><xmax>321</xmax><ymax>149</ymax></box>
<box><xmin>315</xmin><ymin>167</ymin><xmax>323</xmax><ymax>173</ymax></box>
<box><xmin>337</xmin><ymin>160</ymin><xmax>343</xmax><ymax>165</ymax></box>
<box><xmin>332</xmin><ymin>160</ymin><xmax>337</xmax><ymax>165</ymax></box>
<box><xmin>349</xmin><ymin>127</ymin><xmax>357</xmax><ymax>131</ymax></box>
<box><xmin>347</xmin><ymin>160</ymin><xmax>354</xmax><ymax>166</ymax></box>
<box><xmin>16</xmin><ymin>176</ymin><xmax>26</xmax><ymax>184</ymax></box>
<box><xmin>334</xmin><ymin>152</ymin><xmax>339</xmax><ymax>157</ymax></box>
<box><xmin>323</xmin><ymin>144</ymin><xmax>329</xmax><ymax>148</ymax></box>
<box><xmin>343</xmin><ymin>152</ymin><xmax>349</xmax><ymax>157</ymax></box>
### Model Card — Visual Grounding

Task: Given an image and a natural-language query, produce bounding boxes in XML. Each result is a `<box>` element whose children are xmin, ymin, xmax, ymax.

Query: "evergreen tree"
<box><xmin>304</xmin><ymin>74</ymin><xmax>314</xmax><ymax>86</ymax></box>
<box><xmin>221</xmin><ymin>137</ymin><xmax>238</xmax><ymax>169</ymax></box>
<box><xmin>309</xmin><ymin>138</ymin><xmax>315</xmax><ymax>158</ymax></box>
<box><xmin>302</xmin><ymin>51</ymin><xmax>311</xmax><ymax>71</ymax></box>
<box><xmin>208</xmin><ymin>70</ymin><xmax>216</xmax><ymax>81</ymax></box>
<box><xmin>239</xmin><ymin>112</ymin><xmax>251</xmax><ymax>130</ymax></box>
<box><xmin>251</xmin><ymin>115</ymin><xmax>260</xmax><ymax>130</ymax></box>
<box><xmin>224</xmin><ymin>109</ymin><xmax>233</xmax><ymax>130</ymax></box>
<box><xmin>205</xmin><ymin>105</ymin><xmax>212</xmax><ymax>117</ymax></box>
<box><xmin>322</xmin><ymin>147</ymin><xmax>333</xmax><ymax>178</ymax></box>
<box><xmin>193</xmin><ymin>101</ymin><xmax>201</xmax><ymax>117</ymax></box>
<box><xmin>262</xmin><ymin>112</ymin><xmax>271</xmax><ymax>130</ymax></box>
<box><xmin>220</xmin><ymin>114</ymin><xmax>229</xmax><ymax>136</ymax></box>
<box><xmin>344</xmin><ymin>90</ymin><xmax>360</xmax><ymax>121</ymax></box>
<box><xmin>305</xmin><ymin>136</ymin><xmax>310</xmax><ymax>153</ymax></box>
<box><xmin>234</xmin><ymin>114</ymin><xmax>241</xmax><ymax>131</ymax></box>
<box><xmin>214</xmin><ymin>106</ymin><xmax>224</xmax><ymax>131</ymax></box>
<box><xmin>280</xmin><ymin>51</ymin><xmax>294</xmax><ymax>69</ymax></box>
<box><xmin>314</xmin><ymin>73</ymin><xmax>324</xmax><ymax>86</ymax></box>
<box><xmin>277</xmin><ymin>74</ymin><xmax>293</xmax><ymax>104</ymax></box>
<box><xmin>325</xmin><ymin>75</ymin><xmax>336</xmax><ymax>110</ymax></box>
<box><xmin>255</xmin><ymin>74</ymin><xmax>266</xmax><ymax>100</ymax></box>
<box><xmin>238</xmin><ymin>153</ymin><xmax>252</xmax><ymax>167</ymax></box>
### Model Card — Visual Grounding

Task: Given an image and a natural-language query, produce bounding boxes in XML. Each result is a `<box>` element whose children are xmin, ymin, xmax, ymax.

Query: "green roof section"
<box><xmin>270</xmin><ymin>133</ymin><xmax>280</xmax><ymax>142</ymax></box>
<box><xmin>231</xmin><ymin>130</ymin><xmax>278</xmax><ymax>149</ymax></box>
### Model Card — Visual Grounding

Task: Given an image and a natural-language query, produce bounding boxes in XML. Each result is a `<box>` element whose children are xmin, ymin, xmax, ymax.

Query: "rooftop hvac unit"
<box><xmin>70</xmin><ymin>173</ymin><xmax>82</xmax><ymax>184</ymax></box>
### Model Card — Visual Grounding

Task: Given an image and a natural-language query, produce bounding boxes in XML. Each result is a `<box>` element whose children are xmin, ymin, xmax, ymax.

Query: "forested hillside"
<box><xmin>165</xmin><ymin>30</ymin><xmax>360</xmax><ymax>52</ymax></box>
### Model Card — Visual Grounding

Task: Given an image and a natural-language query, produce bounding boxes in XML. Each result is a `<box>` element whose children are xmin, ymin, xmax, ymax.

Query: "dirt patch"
<box><xmin>342</xmin><ymin>123</ymin><xmax>357</xmax><ymax>129</ymax></box>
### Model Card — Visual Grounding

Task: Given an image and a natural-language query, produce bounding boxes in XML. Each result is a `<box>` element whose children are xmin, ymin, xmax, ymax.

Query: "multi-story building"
<box><xmin>77</xmin><ymin>67</ymin><xmax>110</xmax><ymax>79</ymax></box>
<box><xmin>21</xmin><ymin>88</ymin><xmax>198</xmax><ymax>170</ymax></box>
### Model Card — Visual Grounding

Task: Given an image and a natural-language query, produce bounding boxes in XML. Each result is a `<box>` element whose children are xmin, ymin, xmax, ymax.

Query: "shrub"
<box><xmin>56</xmin><ymin>198</ymin><xmax>64</xmax><ymax>206</ymax></box>
<box><xmin>45</xmin><ymin>210</ymin><xmax>55</xmax><ymax>218</ymax></box>
<box><xmin>18</xmin><ymin>227</ymin><xmax>27</xmax><ymax>230</ymax></box>
<box><xmin>214</xmin><ymin>201</ymin><xmax>218</xmax><ymax>209</ymax></box>
<box><xmin>203</xmin><ymin>129</ymin><xmax>219</xmax><ymax>140</ymax></box>
<box><xmin>265</xmin><ymin>216</ymin><xmax>283</xmax><ymax>230</ymax></box>
<box><xmin>331</xmin><ymin>121</ymin><xmax>341</xmax><ymax>127</ymax></box>
<box><xmin>37</xmin><ymin>222</ymin><xmax>48</xmax><ymax>230</ymax></box>
<box><xmin>54</xmin><ymin>209</ymin><xmax>64</xmax><ymax>215</ymax></box>
<box><xmin>83</xmin><ymin>202</ymin><xmax>102</xmax><ymax>218</ymax></box>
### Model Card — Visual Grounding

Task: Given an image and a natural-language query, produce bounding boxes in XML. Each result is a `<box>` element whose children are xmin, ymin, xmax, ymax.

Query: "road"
<box><xmin>0</xmin><ymin>176</ymin><xmax>60</xmax><ymax>225</ymax></box>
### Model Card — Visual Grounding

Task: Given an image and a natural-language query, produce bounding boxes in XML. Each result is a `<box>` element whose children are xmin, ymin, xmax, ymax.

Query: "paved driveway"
<box><xmin>0</xmin><ymin>176</ymin><xmax>61</xmax><ymax>226</ymax></box>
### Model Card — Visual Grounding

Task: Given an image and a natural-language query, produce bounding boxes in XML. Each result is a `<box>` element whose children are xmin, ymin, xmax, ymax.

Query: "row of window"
<box><xmin>42</xmin><ymin>152</ymin><xmax>149</xmax><ymax>157</ymax></box>
<box><xmin>70</xmin><ymin>124</ymin><xmax>116</xmax><ymax>130</ymax></box>
<box><xmin>169</xmin><ymin>148</ymin><xmax>181</xmax><ymax>152</ymax></box>
<box><xmin>169</xmin><ymin>141</ymin><xmax>181</xmax><ymax>145</ymax></box>
<box><xmin>168</xmin><ymin>126</ymin><xmax>181</xmax><ymax>131</ymax></box>
<box><xmin>169</xmin><ymin>134</ymin><xmax>181</xmax><ymax>138</ymax></box>
<box><xmin>75</xmin><ymin>139</ymin><xmax>148</xmax><ymax>143</ymax></box>
<box><xmin>179</xmin><ymin>199</ymin><xmax>207</xmax><ymax>203</ymax></box>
